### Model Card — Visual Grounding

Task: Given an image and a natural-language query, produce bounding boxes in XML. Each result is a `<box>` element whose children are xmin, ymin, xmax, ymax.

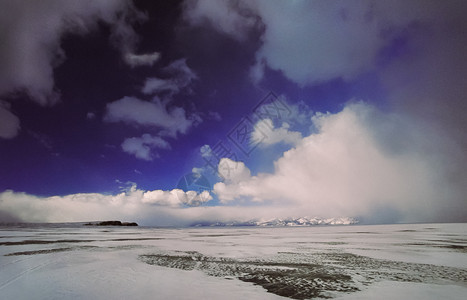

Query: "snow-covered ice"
<box><xmin>0</xmin><ymin>223</ymin><xmax>466</xmax><ymax>299</ymax></box>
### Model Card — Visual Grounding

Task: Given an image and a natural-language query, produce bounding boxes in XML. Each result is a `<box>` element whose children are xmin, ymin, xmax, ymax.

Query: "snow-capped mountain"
<box><xmin>255</xmin><ymin>217</ymin><xmax>358</xmax><ymax>226</ymax></box>
<box><xmin>191</xmin><ymin>217</ymin><xmax>358</xmax><ymax>227</ymax></box>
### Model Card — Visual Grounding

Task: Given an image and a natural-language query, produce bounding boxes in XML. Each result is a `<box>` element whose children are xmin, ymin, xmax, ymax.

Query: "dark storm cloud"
<box><xmin>0</xmin><ymin>0</ymin><xmax>151</xmax><ymax>142</ymax></box>
<box><xmin>0</xmin><ymin>101</ymin><xmax>20</xmax><ymax>138</ymax></box>
<box><xmin>0</xmin><ymin>0</ymin><xmax>143</xmax><ymax>105</ymax></box>
<box><xmin>183</xmin><ymin>1</ymin><xmax>467</xmax><ymax>152</ymax></box>
<box><xmin>141</xmin><ymin>59</ymin><xmax>198</xmax><ymax>96</ymax></box>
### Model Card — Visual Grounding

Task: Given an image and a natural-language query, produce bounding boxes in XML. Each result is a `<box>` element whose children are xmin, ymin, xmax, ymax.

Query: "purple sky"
<box><xmin>0</xmin><ymin>0</ymin><xmax>466</xmax><ymax>225</ymax></box>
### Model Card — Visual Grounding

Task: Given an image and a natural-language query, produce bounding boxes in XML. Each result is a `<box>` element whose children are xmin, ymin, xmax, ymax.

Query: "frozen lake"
<box><xmin>1</xmin><ymin>223</ymin><xmax>466</xmax><ymax>299</ymax></box>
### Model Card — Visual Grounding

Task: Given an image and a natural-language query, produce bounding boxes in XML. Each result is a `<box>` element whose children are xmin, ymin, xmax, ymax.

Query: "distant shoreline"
<box><xmin>84</xmin><ymin>221</ymin><xmax>138</xmax><ymax>226</ymax></box>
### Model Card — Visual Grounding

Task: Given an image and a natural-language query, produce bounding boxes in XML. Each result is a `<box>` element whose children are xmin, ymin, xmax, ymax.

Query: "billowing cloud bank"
<box><xmin>214</xmin><ymin>103</ymin><xmax>466</xmax><ymax>223</ymax></box>
<box><xmin>0</xmin><ymin>185</ymin><xmax>212</xmax><ymax>225</ymax></box>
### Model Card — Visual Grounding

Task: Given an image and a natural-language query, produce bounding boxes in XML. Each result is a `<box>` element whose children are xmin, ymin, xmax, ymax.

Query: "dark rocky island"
<box><xmin>84</xmin><ymin>221</ymin><xmax>138</xmax><ymax>226</ymax></box>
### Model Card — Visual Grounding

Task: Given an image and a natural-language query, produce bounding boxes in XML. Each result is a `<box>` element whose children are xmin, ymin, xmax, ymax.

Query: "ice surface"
<box><xmin>0</xmin><ymin>223</ymin><xmax>466</xmax><ymax>299</ymax></box>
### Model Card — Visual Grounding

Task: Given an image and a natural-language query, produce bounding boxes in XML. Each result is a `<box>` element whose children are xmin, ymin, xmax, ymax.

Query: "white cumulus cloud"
<box><xmin>182</xmin><ymin>0</ymin><xmax>259</xmax><ymax>41</ymax></box>
<box><xmin>121</xmin><ymin>134</ymin><xmax>171</xmax><ymax>161</ymax></box>
<box><xmin>252</xmin><ymin>119</ymin><xmax>302</xmax><ymax>147</ymax></box>
<box><xmin>124</xmin><ymin>52</ymin><xmax>161</xmax><ymax>68</ymax></box>
<box><xmin>217</xmin><ymin>158</ymin><xmax>251</xmax><ymax>184</ymax></box>
<box><xmin>104</xmin><ymin>96</ymin><xmax>196</xmax><ymax>137</ymax></box>
<box><xmin>200</xmin><ymin>144</ymin><xmax>212</xmax><ymax>158</ymax></box>
<box><xmin>143</xmin><ymin>189</ymin><xmax>212</xmax><ymax>207</ymax></box>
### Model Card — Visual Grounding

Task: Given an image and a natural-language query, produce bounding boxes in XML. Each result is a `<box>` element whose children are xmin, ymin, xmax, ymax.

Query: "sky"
<box><xmin>0</xmin><ymin>0</ymin><xmax>466</xmax><ymax>226</ymax></box>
